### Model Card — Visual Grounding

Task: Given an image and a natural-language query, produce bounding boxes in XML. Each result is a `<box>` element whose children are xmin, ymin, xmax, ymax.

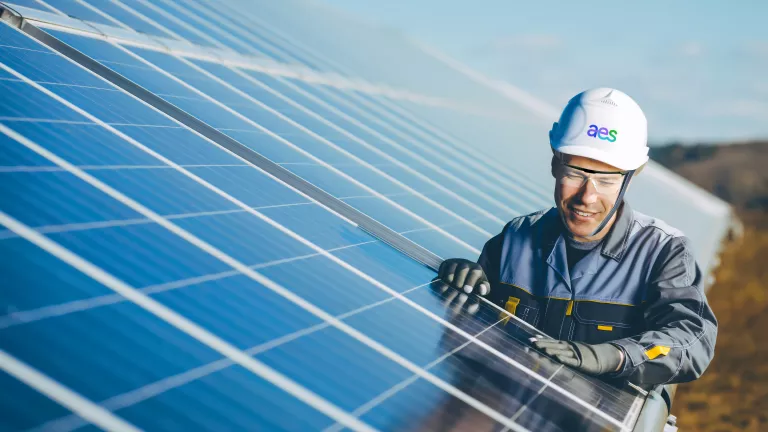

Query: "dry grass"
<box><xmin>673</xmin><ymin>216</ymin><xmax>768</xmax><ymax>431</ymax></box>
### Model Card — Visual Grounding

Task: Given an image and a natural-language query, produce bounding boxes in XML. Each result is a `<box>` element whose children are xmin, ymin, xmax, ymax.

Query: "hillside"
<box><xmin>649</xmin><ymin>141</ymin><xmax>768</xmax><ymax>226</ymax></box>
<box><xmin>650</xmin><ymin>141</ymin><xmax>768</xmax><ymax>431</ymax></box>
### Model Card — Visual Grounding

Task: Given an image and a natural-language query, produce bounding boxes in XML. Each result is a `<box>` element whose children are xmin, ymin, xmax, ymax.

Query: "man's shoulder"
<box><xmin>504</xmin><ymin>208</ymin><xmax>556</xmax><ymax>233</ymax></box>
<box><xmin>630</xmin><ymin>209</ymin><xmax>686</xmax><ymax>240</ymax></box>
<box><xmin>627</xmin><ymin>208</ymin><xmax>696</xmax><ymax>263</ymax></box>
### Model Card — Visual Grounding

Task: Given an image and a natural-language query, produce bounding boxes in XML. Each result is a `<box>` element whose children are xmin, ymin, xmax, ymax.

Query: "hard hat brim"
<box><xmin>556</xmin><ymin>144</ymin><xmax>648</xmax><ymax>171</ymax></box>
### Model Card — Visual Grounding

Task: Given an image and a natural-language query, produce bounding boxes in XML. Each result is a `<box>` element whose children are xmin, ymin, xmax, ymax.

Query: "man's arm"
<box><xmin>611</xmin><ymin>236</ymin><xmax>718</xmax><ymax>385</ymax></box>
<box><xmin>476</xmin><ymin>229</ymin><xmax>503</xmax><ymax>289</ymax></box>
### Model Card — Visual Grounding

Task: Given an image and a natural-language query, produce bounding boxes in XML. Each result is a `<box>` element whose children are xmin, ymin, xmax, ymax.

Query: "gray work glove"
<box><xmin>437</xmin><ymin>258</ymin><xmax>490</xmax><ymax>296</ymax></box>
<box><xmin>533</xmin><ymin>339</ymin><xmax>624</xmax><ymax>376</ymax></box>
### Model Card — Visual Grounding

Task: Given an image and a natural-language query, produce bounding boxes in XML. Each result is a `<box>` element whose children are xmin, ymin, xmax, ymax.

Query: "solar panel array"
<box><xmin>0</xmin><ymin>1</ymin><xmax>728</xmax><ymax>431</ymax></box>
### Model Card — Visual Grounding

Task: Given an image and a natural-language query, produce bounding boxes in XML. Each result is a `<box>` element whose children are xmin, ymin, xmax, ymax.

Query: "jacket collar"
<box><xmin>540</xmin><ymin>201</ymin><xmax>633</xmax><ymax>264</ymax></box>
<box><xmin>600</xmin><ymin>201</ymin><xmax>633</xmax><ymax>262</ymax></box>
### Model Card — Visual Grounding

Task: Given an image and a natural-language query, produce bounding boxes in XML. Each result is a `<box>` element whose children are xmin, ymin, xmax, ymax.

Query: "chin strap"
<box><xmin>587</xmin><ymin>170</ymin><xmax>635</xmax><ymax>237</ymax></box>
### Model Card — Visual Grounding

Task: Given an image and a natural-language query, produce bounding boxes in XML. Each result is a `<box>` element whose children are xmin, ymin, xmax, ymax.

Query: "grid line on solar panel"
<box><xmin>0</xmin><ymin>57</ymin><xmax>621</xmax><ymax>431</ymax></box>
<box><xmin>97</xmin><ymin>40</ymin><xmax>487</xmax><ymax>254</ymax></box>
<box><xmin>0</xmin><ymin>46</ymin><xmax>540</xmax><ymax>428</ymax></box>
<box><xmin>0</xmin><ymin>349</ymin><xmax>142</xmax><ymax>432</ymax></box>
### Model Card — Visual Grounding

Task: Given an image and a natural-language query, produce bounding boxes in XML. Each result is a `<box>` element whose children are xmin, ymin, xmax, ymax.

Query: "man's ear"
<box><xmin>550</xmin><ymin>122</ymin><xmax>561</xmax><ymax>179</ymax></box>
<box><xmin>551</xmin><ymin>155</ymin><xmax>558</xmax><ymax>179</ymax></box>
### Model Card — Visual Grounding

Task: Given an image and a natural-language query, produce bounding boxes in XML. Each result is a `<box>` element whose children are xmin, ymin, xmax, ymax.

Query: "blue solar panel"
<box><xmin>0</xmin><ymin>3</ymin><xmax>706</xmax><ymax>431</ymax></box>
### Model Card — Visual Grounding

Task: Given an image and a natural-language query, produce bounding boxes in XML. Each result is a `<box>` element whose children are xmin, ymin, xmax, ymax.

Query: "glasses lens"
<box><xmin>560</xmin><ymin>167</ymin><xmax>587</xmax><ymax>187</ymax></box>
<box><xmin>559</xmin><ymin>166</ymin><xmax>623</xmax><ymax>194</ymax></box>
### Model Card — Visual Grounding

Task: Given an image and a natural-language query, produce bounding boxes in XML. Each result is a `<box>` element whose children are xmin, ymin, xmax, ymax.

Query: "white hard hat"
<box><xmin>549</xmin><ymin>88</ymin><xmax>649</xmax><ymax>171</ymax></box>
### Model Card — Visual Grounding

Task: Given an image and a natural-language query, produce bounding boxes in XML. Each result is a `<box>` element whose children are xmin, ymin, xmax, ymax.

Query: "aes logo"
<box><xmin>586</xmin><ymin>124</ymin><xmax>618</xmax><ymax>142</ymax></box>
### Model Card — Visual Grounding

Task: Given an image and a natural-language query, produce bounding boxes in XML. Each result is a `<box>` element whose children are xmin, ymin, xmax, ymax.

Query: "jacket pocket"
<box><xmin>570</xmin><ymin>301</ymin><xmax>641</xmax><ymax>344</ymax></box>
<box><xmin>500</xmin><ymin>296</ymin><xmax>540</xmax><ymax>337</ymax></box>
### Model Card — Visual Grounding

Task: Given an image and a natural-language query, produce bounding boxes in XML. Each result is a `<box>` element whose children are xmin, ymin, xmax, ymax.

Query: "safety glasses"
<box><xmin>557</xmin><ymin>162</ymin><xmax>628</xmax><ymax>195</ymax></box>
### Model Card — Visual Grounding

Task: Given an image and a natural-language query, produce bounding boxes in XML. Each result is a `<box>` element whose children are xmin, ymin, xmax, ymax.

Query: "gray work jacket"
<box><xmin>477</xmin><ymin>201</ymin><xmax>718</xmax><ymax>386</ymax></box>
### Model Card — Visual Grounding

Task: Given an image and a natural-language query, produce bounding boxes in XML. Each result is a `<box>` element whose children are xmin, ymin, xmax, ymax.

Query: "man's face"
<box><xmin>552</xmin><ymin>155</ymin><xmax>625</xmax><ymax>241</ymax></box>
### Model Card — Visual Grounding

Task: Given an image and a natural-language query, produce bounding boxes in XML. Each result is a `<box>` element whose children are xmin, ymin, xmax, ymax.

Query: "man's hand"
<box><xmin>533</xmin><ymin>339</ymin><xmax>624</xmax><ymax>376</ymax></box>
<box><xmin>437</xmin><ymin>258</ymin><xmax>490</xmax><ymax>296</ymax></box>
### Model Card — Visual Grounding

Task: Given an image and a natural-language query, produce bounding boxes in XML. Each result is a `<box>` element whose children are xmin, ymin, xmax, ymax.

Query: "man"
<box><xmin>437</xmin><ymin>88</ymin><xmax>717</xmax><ymax>386</ymax></box>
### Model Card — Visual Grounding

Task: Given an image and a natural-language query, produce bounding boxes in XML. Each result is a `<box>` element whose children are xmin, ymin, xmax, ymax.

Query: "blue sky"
<box><xmin>317</xmin><ymin>0</ymin><xmax>768</xmax><ymax>144</ymax></box>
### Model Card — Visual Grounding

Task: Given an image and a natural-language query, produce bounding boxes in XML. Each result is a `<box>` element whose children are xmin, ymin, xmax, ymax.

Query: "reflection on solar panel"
<box><xmin>0</xmin><ymin>1</ymin><xmax>729</xmax><ymax>431</ymax></box>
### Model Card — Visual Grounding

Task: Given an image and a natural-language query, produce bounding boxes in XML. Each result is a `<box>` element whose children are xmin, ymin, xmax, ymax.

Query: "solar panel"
<box><xmin>0</xmin><ymin>1</ymin><xmax>729</xmax><ymax>431</ymax></box>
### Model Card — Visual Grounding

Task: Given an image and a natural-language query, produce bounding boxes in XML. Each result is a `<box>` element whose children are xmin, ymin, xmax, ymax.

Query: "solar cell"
<box><xmin>0</xmin><ymin>2</ymin><xmax>722</xmax><ymax>431</ymax></box>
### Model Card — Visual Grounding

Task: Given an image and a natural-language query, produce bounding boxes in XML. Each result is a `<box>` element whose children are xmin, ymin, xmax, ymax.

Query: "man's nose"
<box><xmin>578</xmin><ymin>179</ymin><xmax>600</xmax><ymax>204</ymax></box>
